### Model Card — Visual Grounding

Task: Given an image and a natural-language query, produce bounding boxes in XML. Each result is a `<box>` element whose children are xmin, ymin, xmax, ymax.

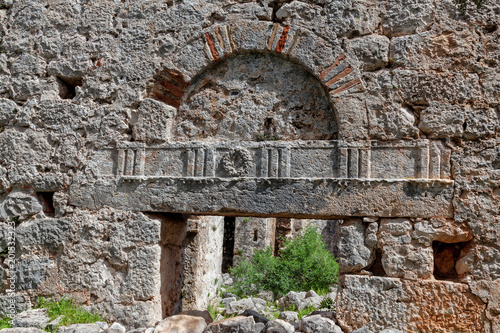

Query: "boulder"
<box><xmin>278</xmin><ymin>291</ymin><xmax>307</xmax><ymax>311</ymax></box>
<box><xmin>265</xmin><ymin>319</ymin><xmax>294</xmax><ymax>333</ymax></box>
<box><xmin>108</xmin><ymin>322</ymin><xmax>126</xmax><ymax>333</ymax></box>
<box><xmin>154</xmin><ymin>315</ymin><xmax>207</xmax><ymax>333</ymax></box>
<box><xmin>256</xmin><ymin>291</ymin><xmax>274</xmax><ymax>303</ymax></box>
<box><xmin>241</xmin><ymin>309</ymin><xmax>269</xmax><ymax>324</ymax></box>
<box><xmin>299</xmin><ymin>314</ymin><xmax>342</xmax><ymax>333</ymax></box>
<box><xmin>203</xmin><ymin>316</ymin><xmax>255</xmax><ymax>333</ymax></box>
<box><xmin>253</xmin><ymin>322</ymin><xmax>266</xmax><ymax>333</ymax></box>
<box><xmin>178</xmin><ymin>310</ymin><xmax>213</xmax><ymax>325</ymax></box>
<box><xmin>221</xmin><ymin>297</ymin><xmax>236</xmax><ymax>308</ymax></box>
<box><xmin>305</xmin><ymin>290</ymin><xmax>319</xmax><ymax>298</ymax></box>
<box><xmin>278</xmin><ymin>311</ymin><xmax>298</xmax><ymax>323</ymax></box>
<box><xmin>56</xmin><ymin>324</ymin><xmax>101</xmax><ymax>333</ymax></box>
<box><xmin>303</xmin><ymin>296</ymin><xmax>323</xmax><ymax>309</ymax></box>
<box><xmin>225</xmin><ymin>299</ymin><xmax>257</xmax><ymax>315</ymax></box>
<box><xmin>307</xmin><ymin>311</ymin><xmax>337</xmax><ymax>322</ymax></box>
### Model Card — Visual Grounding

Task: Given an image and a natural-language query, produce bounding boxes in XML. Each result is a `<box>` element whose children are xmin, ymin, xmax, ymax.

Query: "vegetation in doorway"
<box><xmin>228</xmin><ymin>226</ymin><xmax>338</xmax><ymax>298</ymax></box>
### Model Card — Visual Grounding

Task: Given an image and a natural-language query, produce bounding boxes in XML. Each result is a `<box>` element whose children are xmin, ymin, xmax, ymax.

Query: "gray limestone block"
<box><xmin>395</xmin><ymin>70</ymin><xmax>481</xmax><ymax>105</ymax></box>
<box><xmin>265</xmin><ymin>319</ymin><xmax>295</xmax><ymax>333</ymax></box>
<box><xmin>419</xmin><ymin>102</ymin><xmax>466</xmax><ymax>138</ymax></box>
<box><xmin>278</xmin><ymin>311</ymin><xmax>298</xmax><ymax>323</ymax></box>
<box><xmin>338</xmin><ymin>219</ymin><xmax>374</xmax><ymax>274</ymax></box>
<box><xmin>326</xmin><ymin>0</ymin><xmax>383</xmax><ymax>38</ymax></box>
<box><xmin>132</xmin><ymin>98</ymin><xmax>177</xmax><ymax>144</ymax></box>
<box><xmin>332</xmin><ymin>95</ymin><xmax>369</xmax><ymax>140</ymax></box>
<box><xmin>378</xmin><ymin>218</ymin><xmax>434</xmax><ymax>280</ymax></box>
<box><xmin>11</xmin><ymin>55</ymin><xmax>46</xmax><ymax>79</ymax></box>
<box><xmin>299</xmin><ymin>315</ymin><xmax>342</xmax><ymax>333</ymax></box>
<box><xmin>16</xmin><ymin>256</ymin><xmax>53</xmax><ymax>290</ymax></box>
<box><xmin>349</xmin><ymin>35</ymin><xmax>390</xmax><ymax>71</ymax></box>
<box><xmin>121</xmin><ymin>246</ymin><xmax>161</xmax><ymax>301</ymax></box>
<box><xmin>11</xmin><ymin>309</ymin><xmax>50</xmax><ymax>329</ymax></box>
<box><xmin>204</xmin><ymin>316</ymin><xmax>255</xmax><ymax>333</ymax></box>
<box><xmin>154</xmin><ymin>315</ymin><xmax>206</xmax><ymax>333</ymax></box>
<box><xmin>31</xmin><ymin>100</ymin><xmax>92</xmax><ymax>132</ymax></box>
<box><xmin>16</xmin><ymin>218</ymin><xmax>72</xmax><ymax>250</ymax></box>
<box><xmin>0</xmin><ymin>98</ymin><xmax>18</xmax><ymax>126</ymax></box>
<box><xmin>108</xmin><ymin>322</ymin><xmax>126</xmax><ymax>333</ymax></box>
<box><xmin>56</xmin><ymin>323</ymin><xmax>101</xmax><ymax>333</ymax></box>
<box><xmin>463</xmin><ymin>107</ymin><xmax>499</xmax><ymax>139</ymax></box>
<box><xmin>381</xmin><ymin>0</ymin><xmax>434</xmax><ymax>37</ymax></box>
<box><xmin>366</xmin><ymin>100</ymin><xmax>419</xmax><ymax>140</ymax></box>
<box><xmin>10</xmin><ymin>78</ymin><xmax>59</xmax><ymax>102</ymax></box>
<box><xmin>0</xmin><ymin>191</ymin><xmax>43</xmax><ymax>221</ymax></box>
<box><xmin>278</xmin><ymin>291</ymin><xmax>307</xmax><ymax>311</ymax></box>
<box><xmin>225</xmin><ymin>298</ymin><xmax>256</xmax><ymax>316</ymax></box>
<box><xmin>0</xmin><ymin>54</ymin><xmax>9</xmax><ymax>75</ymax></box>
<box><xmin>0</xmin><ymin>295</ymin><xmax>28</xmax><ymax>316</ymax></box>
<box><xmin>92</xmin><ymin>299</ymin><xmax>161</xmax><ymax>329</ymax></box>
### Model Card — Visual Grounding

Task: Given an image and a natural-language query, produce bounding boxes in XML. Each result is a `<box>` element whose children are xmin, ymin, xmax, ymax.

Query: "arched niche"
<box><xmin>174</xmin><ymin>51</ymin><xmax>338</xmax><ymax>141</ymax></box>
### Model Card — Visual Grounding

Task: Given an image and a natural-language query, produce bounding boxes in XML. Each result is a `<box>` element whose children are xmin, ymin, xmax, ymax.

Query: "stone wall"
<box><xmin>0</xmin><ymin>0</ymin><xmax>499</xmax><ymax>331</ymax></box>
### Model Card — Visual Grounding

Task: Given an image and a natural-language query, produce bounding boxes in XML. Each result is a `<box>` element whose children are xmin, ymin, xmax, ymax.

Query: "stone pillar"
<box><xmin>181</xmin><ymin>215</ymin><xmax>224</xmax><ymax>311</ymax></box>
<box><xmin>233</xmin><ymin>217</ymin><xmax>276</xmax><ymax>266</ymax></box>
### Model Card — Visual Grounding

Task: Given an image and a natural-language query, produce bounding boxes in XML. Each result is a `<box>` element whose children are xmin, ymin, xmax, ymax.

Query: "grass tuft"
<box><xmin>0</xmin><ymin>315</ymin><xmax>12</xmax><ymax>329</ymax></box>
<box><xmin>36</xmin><ymin>297</ymin><xmax>105</xmax><ymax>331</ymax></box>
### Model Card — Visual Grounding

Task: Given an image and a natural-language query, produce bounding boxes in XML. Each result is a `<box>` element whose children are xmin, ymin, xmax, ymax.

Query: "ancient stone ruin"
<box><xmin>0</xmin><ymin>0</ymin><xmax>499</xmax><ymax>332</ymax></box>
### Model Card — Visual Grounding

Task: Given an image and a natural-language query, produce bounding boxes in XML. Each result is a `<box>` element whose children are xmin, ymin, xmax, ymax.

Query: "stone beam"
<box><xmin>70</xmin><ymin>177</ymin><xmax>454</xmax><ymax>218</ymax></box>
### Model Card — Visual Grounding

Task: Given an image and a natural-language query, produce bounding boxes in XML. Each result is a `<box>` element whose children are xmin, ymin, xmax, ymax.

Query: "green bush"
<box><xmin>229</xmin><ymin>226</ymin><xmax>338</xmax><ymax>297</ymax></box>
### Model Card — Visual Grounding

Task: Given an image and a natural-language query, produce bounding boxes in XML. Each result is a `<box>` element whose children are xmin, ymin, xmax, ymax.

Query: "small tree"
<box><xmin>229</xmin><ymin>226</ymin><xmax>338</xmax><ymax>297</ymax></box>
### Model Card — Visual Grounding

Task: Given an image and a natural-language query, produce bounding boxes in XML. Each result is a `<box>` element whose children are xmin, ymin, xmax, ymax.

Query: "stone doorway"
<box><xmin>157</xmin><ymin>213</ymin><xmax>340</xmax><ymax>319</ymax></box>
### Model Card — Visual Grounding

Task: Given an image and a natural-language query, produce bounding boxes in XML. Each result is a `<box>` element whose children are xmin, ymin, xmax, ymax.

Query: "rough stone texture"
<box><xmin>378</xmin><ymin>218</ymin><xmax>434</xmax><ymax>280</ymax></box>
<box><xmin>132</xmin><ymin>99</ymin><xmax>177</xmax><ymax>144</ymax></box>
<box><xmin>56</xmin><ymin>324</ymin><xmax>100</xmax><ymax>333</ymax></box>
<box><xmin>203</xmin><ymin>316</ymin><xmax>255</xmax><ymax>333</ymax></box>
<box><xmin>182</xmin><ymin>215</ymin><xmax>224</xmax><ymax>312</ymax></box>
<box><xmin>11</xmin><ymin>309</ymin><xmax>50</xmax><ymax>329</ymax></box>
<box><xmin>337</xmin><ymin>275</ymin><xmax>487</xmax><ymax>332</ymax></box>
<box><xmin>299</xmin><ymin>314</ymin><xmax>342</xmax><ymax>333</ymax></box>
<box><xmin>153</xmin><ymin>315</ymin><xmax>207</xmax><ymax>333</ymax></box>
<box><xmin>265</xmin><ymin>319</ymin><xmax>295</xmax><ymax>333</ymax></box>
<box><xmin>337</xmin><ymin>218</ymin><xmax>374</xmax><ymax>274</ymax></box>
<box><xmin>233</xmin><ymin>217</ymin><xmax>275</xmax><ymax>266</ymax></box>
<box><xmin>0</xmin><ymin>0</ymin><xmax>499</xmax><ymax>331</ymax></box>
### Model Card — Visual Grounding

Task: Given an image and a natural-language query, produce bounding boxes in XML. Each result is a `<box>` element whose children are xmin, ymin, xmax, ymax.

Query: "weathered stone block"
<box><xmin>349</xmin><ymin>35</ymin><xmax>390</xmax><ymax>71</ymax></box>
<box><xmin>381</xmin><ymin>0</ymin><xmax>434</xmax><ymax>37</ymax></box>
<box><xmin>132</xmin><ymin>99</ymin><xmax>176</xmax><ymax>144</ymax></box>
<box><xmin>338</xmin><ymin>218</ymin><xmax>374</xmax><ymax>273</ymax></box>
<box><xmin>336</xmin><ymin>275</ymin><xmax>486</xmax><ymax>332</ymax></box>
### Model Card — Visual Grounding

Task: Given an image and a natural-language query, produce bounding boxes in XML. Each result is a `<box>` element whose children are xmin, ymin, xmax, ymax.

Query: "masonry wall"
<box><xmin>0</xmin><ymin>0</ymin><xmax>499</xmax><ymax>332</ymax></box>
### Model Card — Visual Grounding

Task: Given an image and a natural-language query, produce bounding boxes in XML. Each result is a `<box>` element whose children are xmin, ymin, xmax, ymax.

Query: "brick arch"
<box><xmin>149</xmin><ymin>20</ymin><xmax>365</xmax><ymax>119</ymax></box>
